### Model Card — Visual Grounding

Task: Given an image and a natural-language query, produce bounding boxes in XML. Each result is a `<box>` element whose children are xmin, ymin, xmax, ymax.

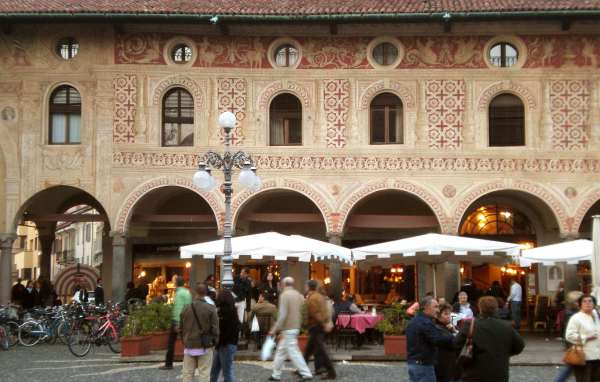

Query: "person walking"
<box><xmin>180</xmin><ymin>283</ymin><xmax>219</xmax><ymax>382</ymax></box>
<box><xmin>506</xmin><ymin>279</ymin><xmax>523</xmax><ymax>331</ymax></box>
<box><xmin>268</xmin><ymin>277</ymin><xmax>313</xmax><ymax>381</ymax></box>
<box><xmin>406</xmin><ymin>296</ymin><xmax>454</xmax><ymax>382</ymax></box>
<box><xmin>210</xmin><ymin>289</ymin><xmax>240</xmax><ymax>382</ymax></box>
<box><xmin>304</xmin><ymin>280</ymin><xmax>336</xmax><ymax>380</ymax></box>
<box><xmin>160</xmin><ymin>276</ymin><xmax>192</xmax><ymax>370</ymax></box>
<box><xmin>455</xmin><ymin>296</ymin><xmax>524</xmax><ymax>382</ymax></box>
<box><xmin>435</xmin><ymin>303</ymin><xmax>459</xmax><ymax>382</ymax></box>
<box><xmin>554</xmin><ymin>291</ymin><xmax>582</xmax><ymax>382</ymax></box>
<box><xmin>233</xmin><ymin>268</ymin><xmax>251</xmax><ymax>324</ymax></box>
<box><xmin>94</xmin><ymin>278</ymin><xmax>104</xmax><ymax>305</ymax></box>
<box><xmin>565</xmin><ymin>294</ymin><xmax>600</xmax><ymax>382</ymax></box>
<box><xmin>23</xmin><ymin>280</ymin><xmax>36</xmax><ymax>310</ymax></box>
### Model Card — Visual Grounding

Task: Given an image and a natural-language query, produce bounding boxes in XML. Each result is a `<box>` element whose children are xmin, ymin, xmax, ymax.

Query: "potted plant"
<box><xmin>375</xmin><ymin>303</ymin><xmax>410</xmax><ymax>357</ymax></box>
<box><xmin>146</xmin><ymin>304</ymin><xmax>171</xmax><ymax>351</ymax></box>
<box><xmin>121</xmin><ymin>309</ymin><xmax>152</xmax><ymax>357</ymax></box>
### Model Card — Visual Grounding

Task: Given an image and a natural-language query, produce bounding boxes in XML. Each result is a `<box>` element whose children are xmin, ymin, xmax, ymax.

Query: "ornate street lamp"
<box><xmin>192</xmin><ymin>111</ymin><xmax>261</xmax><ymax>290</ymax></box>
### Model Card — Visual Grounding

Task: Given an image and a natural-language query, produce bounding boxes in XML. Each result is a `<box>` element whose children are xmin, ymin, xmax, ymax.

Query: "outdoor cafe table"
<box><xmin>336</xmin><ymin>313</ymin><xmax>384</xmax><ymax>334</ymax></box>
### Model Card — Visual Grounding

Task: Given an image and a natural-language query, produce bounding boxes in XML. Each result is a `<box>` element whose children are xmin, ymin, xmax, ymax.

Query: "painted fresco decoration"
<box><xmin>114</xmin><ymin>33</ymin><xmax>600</xmax><ymax>69</ymax></box>
<box><xmin>323</xmin><ymin>79</ymin><xmax>351</xmax><ymax>148</ymax></box>
<box><xmin>550</xmin><ymin>80</ymin><xmax>591</xmax><ymax>150</ymax></box>
<box><xmin>426</xmin><ymin>80</ymin><xmax>466</xmax><ymax>149</ymax></box>
<box><xmin>524</xmin><ymin>36</ymin><xmax>600</xmax><ymax>68</ymax></box>
<box><xmin>217</xmin><ymin>78</ymin><xmax>247</xmax><ymax>144</ymax></box>
<box><xmin>115</xmin><ymin>33</ymin><xmax>165</xmax><ymax>64</ymax></box>
<box><xmin>298</xmin><ymin>37</ymin><xmax>371</xmax><ymax>69</ymax></box>
<box><xmin>401</xmin><ymin>37</ymin><xmax>486</xmax><ymax>69</ymax></box>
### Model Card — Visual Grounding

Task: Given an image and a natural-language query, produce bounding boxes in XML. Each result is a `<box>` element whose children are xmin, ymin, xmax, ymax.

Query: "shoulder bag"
<box><xmin>457</xmin><ymin>319</ymin><xmax>476</xmax><ymax>366</ymax></box>
<box><xmin>564</xmin><ymin>343</ymin><xmax>586</xmax><ymax>366</ymax></box>
<box><xmin>191</xmin><ymin>301</ymin><xmax>217</xmax><ymax>348</ymax></box>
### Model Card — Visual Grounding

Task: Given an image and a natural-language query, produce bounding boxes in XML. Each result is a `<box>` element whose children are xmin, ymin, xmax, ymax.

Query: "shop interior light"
<box><xmin>460</xmin><ymin>267</ymin><xmax>464</xmax><ymax>274</ymax></box>
<box><xmin>185</xmin><ymin>262</ymin><xmax>191</xmax><ymax>269</ymax></box>
<box><xmin>324</xmin><ymin>277</ymin><xmax>331</xmax><ymax>285</ymax></box>
<box><xmin>501</xmin><ymin>211</ymin><xmax>512</xmax><ymax>219</ymax></box>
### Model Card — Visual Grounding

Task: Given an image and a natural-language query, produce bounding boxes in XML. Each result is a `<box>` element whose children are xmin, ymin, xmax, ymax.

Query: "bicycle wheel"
<box><xmin>106</xmin><ymin>329</ymin><xmax>121</xmax><ymax>354</ymax></box>
<box><xmin>4</xmin><ymin>321</ymin><xmax>19</xmax><ymax>347</ymax></box>
<box><xmin>18</xmin><ymin>321</ymin><xmax>44</xmax><ymax>347</ymax></box>
<box><xmin>67</xmin><ymin>321</ymin><xmax>92</xmax><ymax>357</ymax></box>
<box><xmin>57</xmin><ymin>320</ymin><xmax>73</xmax><ymax>345</ymax></box>
<box><xmin>0</xmin><ymin>326</ymin><xmax>8</xmax><ymax>350</ymax></box>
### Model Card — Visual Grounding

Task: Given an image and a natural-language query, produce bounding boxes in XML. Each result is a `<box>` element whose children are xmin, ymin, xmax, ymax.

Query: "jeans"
<box><xmin>182</xmin><ymin>351</ymin><xmax>212</xmax><ymax>382</ymax></box>
<box><xmin>408</xmin><ymin>363</ymin><xmax>436</xmax><ymax>382</ymax></box>
<box><xmin>554</xmin><ymin>365</ymin><xmax>572</xmax><ymax>382</ymax></box>
<box><xmin>272</xmin><ymin>329</ymin><xmax>312</xmax><ymax>379</ymax></box>
<box><xmin>303</xmin><ymin>325</ymin><xmax>335</xmax><ymax>376</ymax></box>
<box><xmin>164</xmin><ymin>322</ymin><xmax>178</xmax><ymax>367</ymax></box>
<box><xmin>210</xmin><ymin>344</ymin><xmax>237</xmax><ymax>382</ymax></box>
<box><xmin>511</xmin><ymin>301</ymin><xmax>522</xmax><ymax>331</ymax></box>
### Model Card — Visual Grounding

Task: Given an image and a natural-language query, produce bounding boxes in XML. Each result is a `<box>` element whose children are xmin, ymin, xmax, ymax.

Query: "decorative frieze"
<box><xmin>323</xmin><ymin>79</ymin><xmax>351</xmax><ymax>148</ymax></box>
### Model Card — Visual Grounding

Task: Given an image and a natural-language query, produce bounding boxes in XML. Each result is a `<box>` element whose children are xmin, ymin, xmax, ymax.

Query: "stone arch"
<box><xmin>359</xmin><ymin>80</ymin><xmax>416</xmax><ymax>110</ymax></box>
<box><xmin>258</xmin><ymin>80</ymin><xmax>311</xmax><ymax>110</ymax></box>
<box><xmin>477</xmin><ymin>81</ymin><xmax>537</xmax><ymax>111</ymax></box>
<box><xmin>232</xmin><ymin>178</ymin><xmax>334</xmax><ymax>233</ymax></box>
<box><xmin>114</xmin><ymin>176</ymin><xmax>223</xmax><ymax>234</ymax></box>
<box><xmin>151</xmin><ymin>75</ymin><xmax>206</xmax><ymax>110</ymax></box>
<box><xmin>452</xmin><ymin>180</ymin><xmax>569</xmax><ymax>234</ymax></box>
<box><xmin>573</xmin><ymin>188</ymin><xmax>600</xmax><ymax>234</ymax></box>
<box><xmin>12</xmin><ymin>184</ymin><xmax>110</xmax><ymax>233</ymax></box>
<box><xmin>337</xmin><ymin>179</ymin><xmax>450</xmax><ymax>234</ymax></box>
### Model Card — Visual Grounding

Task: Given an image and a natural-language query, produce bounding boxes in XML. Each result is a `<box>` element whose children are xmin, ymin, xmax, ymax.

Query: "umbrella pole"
<box><xmin>432</xmin><ymin>264</ymin><xmax>437</xmax><ymax>299</ymax></box>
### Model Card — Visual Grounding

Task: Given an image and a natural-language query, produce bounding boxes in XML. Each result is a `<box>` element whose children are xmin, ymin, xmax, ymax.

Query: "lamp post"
<box><xmin>192</xmin><ymin>112</ymin><xmax>261</xmax><ymax>290</ymax></box>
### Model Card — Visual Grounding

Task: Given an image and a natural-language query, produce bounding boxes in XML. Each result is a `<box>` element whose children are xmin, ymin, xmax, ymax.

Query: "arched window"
<box><xmin>489</xmin><ymin>93</ymin><xmax>525</xmax><ymax>147</ymax></box>
<box><xmin>269</xmin><ymin>93</ymin><xmax>302</xmax><ymax>146</ymax></box>
<box><xmin>370</xmin><ymin>93</ymin><xmax>403</xmax><ymax>144</ymax></box>
<box><xmin>162</xmin><ymin>88</ymin><xmax>194</xmax><ymax>147</ymax></box>
<box><xmin>49</xmin><ymin>85</ymin><xmax>81</xmax><ymax>144</ymax></box>
<box><xmin>460</xmin><ymin>205</ymin><xmax>535</xmax><ymax>237</ymax></box>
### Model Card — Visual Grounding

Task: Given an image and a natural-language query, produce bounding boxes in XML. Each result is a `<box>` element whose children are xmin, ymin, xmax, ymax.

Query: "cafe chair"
<box><xmin>533</xmin><ymin>295</ymin><xmax>550</xmax><ymax>331</ymax></box>
<box><xmin>335</xmin><ymin>310</ymin><xmax>358</xmax><ymax>350</ymax></box>
<box><xmin>253</xmin><ymin>313</ymin><xmax>273</xmax><ymax>351</ymax></box>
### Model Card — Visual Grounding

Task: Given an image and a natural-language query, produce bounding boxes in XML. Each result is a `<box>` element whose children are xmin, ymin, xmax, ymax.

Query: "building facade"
<box><xmin>1</xmin><ymin>1</ymin><xmax>600</xmax><ymax>302</ymax></box>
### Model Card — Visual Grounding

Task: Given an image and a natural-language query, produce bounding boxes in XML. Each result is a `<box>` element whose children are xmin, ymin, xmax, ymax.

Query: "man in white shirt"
<box><xmin>506</xmin><ymin>279</ymin><xmax>523</xmax><ymax>331</ymax></box>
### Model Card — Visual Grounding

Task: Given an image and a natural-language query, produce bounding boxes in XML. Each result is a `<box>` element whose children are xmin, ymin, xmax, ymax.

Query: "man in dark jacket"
<box><xmin>406</xmin><ymin>296</ymin><xmax>454</xmax><ymax>382</ymax></box>
<box><xmin>232</xmin><ymin>268</ymin><xmax>251</xmax><ymax>324</ymax></box>
<box><xmin>454</xmin><ymin>296</ymin><xmax>524</xmax><ymax>382</ymax></box>
<box><xmin>179</xmin><ymin>283</ymin><xmax>219</xmax><ymax>382</ymax></box>
<box><xmin>304</xmin><ymin>280</ymin><xmax>336</xmax><ymax>379</ymax></box>
<box><xmin>94</xmin><ymin>278</ymin><xmax>105</xmax><ymax>305</ymax></box>
<box><xmin>11</xmin><ymin>279</ymin><xmax>26</xmax><ymax>306</ymax></box>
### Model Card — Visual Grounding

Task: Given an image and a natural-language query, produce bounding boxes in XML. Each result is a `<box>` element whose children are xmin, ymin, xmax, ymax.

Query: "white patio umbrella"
<box><xmin>352</xmin><ymin>233</ymin><xmax>521</xmax><ymax>262</ymax></box>
<box><xmin>180</xmin><ymin>231</ymin><xmax>352</xmax><ymax>264</ymax></box>
<box><xmin>519</xmin><ymin>239</ymin><xmax>592</xmax><ymax>266</ymax></box>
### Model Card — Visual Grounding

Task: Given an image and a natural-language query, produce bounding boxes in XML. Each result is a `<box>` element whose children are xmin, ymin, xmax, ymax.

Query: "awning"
<box><xmin>180</xmin><ymin>232</ymin><xmax>352</xmax><ymax>264</ymax></box>
<box><xmin>352</xmin><ymin>233</ymin><xmax>521</xmax><ymax>264</ymax></box>
<box><xmin>520</xmin><ymin>239</ymin><xmax>592</xmax><ymax>266</ymax></box>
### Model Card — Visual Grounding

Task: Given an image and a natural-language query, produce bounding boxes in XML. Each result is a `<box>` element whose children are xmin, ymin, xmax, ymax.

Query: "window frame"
<box><xmin>488</xmin><ymin>42</ymin><xmax>519</xmax><ymax>68</ymax></box>
<box><xmin>369</xmin><ymin>93</ymin><xmax>404</xmax><ymax>145</ymax></box>
<box><xmin>55</xmin><ymin>37</ymin><xmax>79</xmax><ymax>60</ymax></box>
<box><xmin>274</xmin><ymin>44</ymin><xmax>299</xmax><ymax>68</ymax></box>
<box><xmin>269</xmin><ymin>93</ymin><xmax>303</xmax><ymax>146</ymax></box>
<box><xmin>49</xmin><ymin>85</ymin><xmax>82</xmax><ymax>145</ymax></box>
<box><xmin>170</xmin><ymin>43</ymin><xmax>193</xmax><ymax>64</ymax></box>
<box><xmin>488</xmin><ymin>93</ymin><xmax>526</xmax><ymax>147</ymax></box>
<box><xmin>161</xmin><ymin>87</ymin><xmax>195</xmax><ymax>147</ymax></box>
<box><xmin>372</xmin><ymin>42</ymin><xmax>399</xmax><ymax>67</ymax></box>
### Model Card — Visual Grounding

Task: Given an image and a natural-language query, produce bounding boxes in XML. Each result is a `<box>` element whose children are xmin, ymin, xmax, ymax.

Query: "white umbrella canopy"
<box><xmin>352</xmin><ymin>233</ymin><xmax>521</xmax><ymax>264</ymax></box>
<box><xmin>520</xmin><ymin>239</ymin><xmax>592</xmax><ymax>266</ymax></box>
<box><xmin>180</xmin><ymin>232</ymin><xmax>352</xmax><ymax>264</ymax></box>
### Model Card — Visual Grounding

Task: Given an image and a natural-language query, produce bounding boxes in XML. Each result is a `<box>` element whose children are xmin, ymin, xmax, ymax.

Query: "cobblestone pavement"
<box><xmin>0</xmin><ymin>344</ymin><xmax>572</xmax><ymax>382</ymax></box>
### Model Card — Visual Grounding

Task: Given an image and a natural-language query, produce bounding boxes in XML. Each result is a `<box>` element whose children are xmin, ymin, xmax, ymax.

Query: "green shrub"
<box><xmin>375</xmin><ymin>303</ymin><xmax>410</xmax><ymax>336</ymax></box>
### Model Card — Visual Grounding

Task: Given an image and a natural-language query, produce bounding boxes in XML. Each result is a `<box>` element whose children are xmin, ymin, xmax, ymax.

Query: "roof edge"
<box><xmin>1</xmin><ymin>10</ymin><xmax>600</xmax><ymax>23</ymax></box>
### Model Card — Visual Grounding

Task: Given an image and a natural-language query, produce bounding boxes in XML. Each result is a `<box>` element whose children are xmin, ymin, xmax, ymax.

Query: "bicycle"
<box><xmin>0</xmin><ymin>305</ymin><xmax>20</xmax><ymax>348</ymax></box>
<box><xmin>68</xmin><ymin>306</ymin><xmax>122</xmax><ymax>357</ymax></box>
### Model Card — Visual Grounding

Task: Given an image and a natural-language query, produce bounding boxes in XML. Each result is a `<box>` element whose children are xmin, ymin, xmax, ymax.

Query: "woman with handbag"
<box><xmin>454</xmin><ymin>296</ymin><xmax>524</xmax><ymax>382</ymax></box>
<box><xmin>210</xmin><ymin>289</ymin><xmax>241</xmax><ymax>382</ymax></box>
<box><xmin>565</xmin><ymin>295</ymin><xmax>600</xmax><ymax>382</ymax></box>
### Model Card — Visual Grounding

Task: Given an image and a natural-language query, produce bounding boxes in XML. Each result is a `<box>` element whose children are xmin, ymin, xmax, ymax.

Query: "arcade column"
<box><xmin>0</xmin><ymin>234</ymin><xmax>16</xmax><ymax>304</ymax></box>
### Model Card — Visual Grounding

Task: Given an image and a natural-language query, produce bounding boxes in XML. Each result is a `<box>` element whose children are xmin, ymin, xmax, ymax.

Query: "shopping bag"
<box><xmin>251</xmin><ymin>315</ymin><xmax>260</xmax><ymax>332</ymax></box>
<box><xmin>261</xmin><ymin>336</ymin><xmax>276</xmax><ymax>361</ymax></box>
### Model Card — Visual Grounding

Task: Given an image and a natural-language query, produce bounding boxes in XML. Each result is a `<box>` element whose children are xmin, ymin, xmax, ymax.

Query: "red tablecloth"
<box><xmin>336</xmin><ymin>313</ymin><xmax>384</xmax><ymax>334</ymax></box>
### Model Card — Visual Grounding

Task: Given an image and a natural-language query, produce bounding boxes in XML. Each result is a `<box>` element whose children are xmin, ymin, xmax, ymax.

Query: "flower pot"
<box><xmin>121</xmin><ymin>336</ymin><xmax>151</xmax><ymax>357</ymax></box>
<box><xmin>297</xmin><ymin>335</ymin><xmax>309</xmax><ymax>353</ymax></box>
<box><xmin>148</xmin><ymin>331</ymin><xmax>169</xmax><ymax>351</ymax></box>
<box><xmin>383</xmin><ymin>335</ymin><xmax>407</xmax><ymax>358</ymax></box>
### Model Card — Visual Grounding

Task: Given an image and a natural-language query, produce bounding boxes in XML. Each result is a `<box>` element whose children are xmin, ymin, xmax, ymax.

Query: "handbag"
<box><xmin>260</xmin><ymin>335</ymin><xmax>276</xmax><ymax>361</ymax></box>
<box><xmin>191</xmin><ymin>302</ymin><xmax>217</xmax><ymax>348</ymax></box>
<box><xmin>564</xmin><ymin>344</ymin><xmax>586</xmax><ymax>366</ymax></box>
<box><xmin>457</xmin><ymin>319</ymin><xmax>476</xmax><ymax>366</ymax></box>
<box><xmin>251</xmin><ymin>315</ymin><xmax>260</xmax><ymax>333</ymax></box>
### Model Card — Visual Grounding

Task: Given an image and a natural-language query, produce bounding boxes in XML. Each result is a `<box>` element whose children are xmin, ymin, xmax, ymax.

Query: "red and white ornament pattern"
<box><xmin>217</xmin><ymin>78</ymin><xmax>246</xmax><ymax>145</ymax></box>
<box><xmin>425</xmin><ymin>80</ymin><xmax>465</xmax><ymax>149</ymax></box>
<box><xmin>323</xmin><ymin>79</ymin><xmax>351</xmax><ymax>148</ymax></box>
<box><xmin>551</xmin><ymin>80</ymin><xmax>590</xmax><ymax>150</ymax></box>
<box><xmin>113</xmin><ymin>74</ymin><xmax>137</xmax><ymax>143</ymax></box>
